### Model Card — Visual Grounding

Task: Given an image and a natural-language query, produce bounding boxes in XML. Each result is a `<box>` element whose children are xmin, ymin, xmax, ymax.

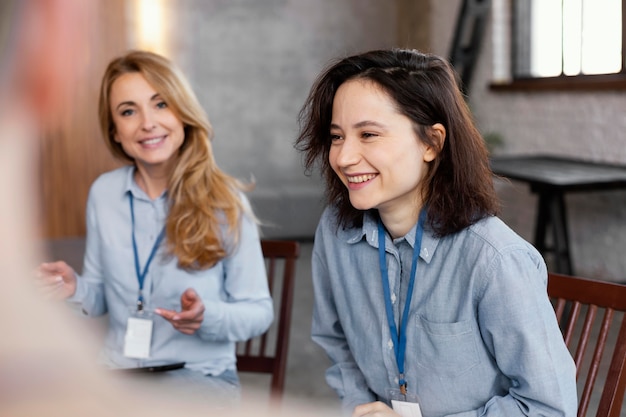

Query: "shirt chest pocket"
<box><xmin>413</xmin><ymin>315</ymin><xmax>480</xmax><ymax>377</ymax></box>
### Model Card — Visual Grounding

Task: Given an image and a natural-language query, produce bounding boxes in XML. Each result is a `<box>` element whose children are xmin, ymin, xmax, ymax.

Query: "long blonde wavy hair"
<box><xmin>98</xmin><ymin>50</ymin><xmax>251</xmax><ymax>270</ymax></box>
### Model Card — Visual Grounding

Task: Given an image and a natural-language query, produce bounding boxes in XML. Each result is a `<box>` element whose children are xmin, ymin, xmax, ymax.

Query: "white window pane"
<box><xmin>581</xmin><ymin>0</ymin><xmax>622</xmax><ymax>74</ymax></box>
<box><xmin>531</xmin><ymin>0</ymin><xmax>563</xmax><ymax>77</ymax></box>
<box><xmin>563</xmin><ymin>0</ymin><xmax>583</xmax><ymax>75</ymax></box>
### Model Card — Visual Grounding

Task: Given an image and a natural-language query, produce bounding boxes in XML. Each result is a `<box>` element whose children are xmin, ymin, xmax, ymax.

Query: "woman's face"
<box><xmin>109</xmin><ymin>72</ymin><xmax>184</xmax><ymax>174</ymax></box>
<box><xmin>329</xmin><ymin>78</ymin><xmax>438</xmax><ymax>227</ymax></box>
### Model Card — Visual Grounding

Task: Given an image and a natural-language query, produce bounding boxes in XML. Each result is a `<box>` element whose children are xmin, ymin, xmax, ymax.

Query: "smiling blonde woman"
<box><xmin>37</xmin><ymin>50</ymin><xmax>273</xmax><ymax>406</ymax></box>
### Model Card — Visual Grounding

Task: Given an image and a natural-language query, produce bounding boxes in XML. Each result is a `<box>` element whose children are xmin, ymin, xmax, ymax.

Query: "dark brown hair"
<box><xmin>295</xmin><ymin>48</ymin><xmax>499</xmax><ymax>236</ymax></box>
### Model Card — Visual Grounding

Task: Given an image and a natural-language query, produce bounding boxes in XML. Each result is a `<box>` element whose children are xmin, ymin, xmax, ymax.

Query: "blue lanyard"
<box><xmin>378</xmin><ymin>209</ymin><xmax>426</xmax><ymax>394</ymax></box>
<box><xmin>129</xmin><ymin>193</ymin><xmax>165</xmax><ymax>311</ymax></box>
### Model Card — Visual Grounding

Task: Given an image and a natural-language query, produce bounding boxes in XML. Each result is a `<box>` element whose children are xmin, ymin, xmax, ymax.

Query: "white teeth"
<box><xmin>347</xmin><ymin>174</ymin><xmax>376</xmax><ymax>183</ymax></box>
<box><xmin>142</xmin><ymin>137</ymin><xmax>163</xmax><ymax>145</ymax></box>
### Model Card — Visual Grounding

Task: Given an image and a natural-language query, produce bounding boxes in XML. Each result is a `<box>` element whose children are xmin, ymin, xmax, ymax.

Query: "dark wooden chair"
<box><xmin>548</xmin><ymin>272</ymin><xmax>626</xmax><ymax>417</ymax></box>
<box><xmin>236</xmin><ymin>239</ymin><xmax>300</xmax><ymax>405</ymax></box>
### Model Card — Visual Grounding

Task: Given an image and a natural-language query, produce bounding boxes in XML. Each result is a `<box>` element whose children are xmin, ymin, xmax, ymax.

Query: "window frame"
<box><xmin>490</xmin><ymin>0</ymin><xmax>626</xmax><ymax>92</ymax></box>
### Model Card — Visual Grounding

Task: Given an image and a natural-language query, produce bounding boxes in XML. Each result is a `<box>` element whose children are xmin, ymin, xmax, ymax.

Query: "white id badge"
<box><xmin>124</xmin><ymin>316</ymin><xmax>153</xmax><ymax>359</ymax></box>
<box><xmin>388</xmin><ymin>389</ymin><xmax>423</xmax><ymax>417</ymax></box>
<box><xmin>391</xmin><ymin>400</ymin><xmax>423</xmax><ymax>417</ymax></box>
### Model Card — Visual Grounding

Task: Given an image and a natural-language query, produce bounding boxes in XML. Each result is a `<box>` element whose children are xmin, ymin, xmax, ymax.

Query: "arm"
<box><xmin>310</xmin><ymin>224</ymin><xmax>377</xmax><ymax>414</ymax></box>
<box><xmin>458</xmin><ymin>248</ymin><xmax>577</xmax><ymax>417</ymax></box>
<box><xmin>193</xmin><ymin>211</ymin><xmax>273</xmax><ymax>342</ymax></box>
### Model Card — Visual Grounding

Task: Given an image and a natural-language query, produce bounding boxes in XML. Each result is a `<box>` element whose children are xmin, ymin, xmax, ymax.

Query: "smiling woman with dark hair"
<box><xmin>296</xmin><ymin>49</ymin><xmax>576</xmax><ymax>417</ymax></box>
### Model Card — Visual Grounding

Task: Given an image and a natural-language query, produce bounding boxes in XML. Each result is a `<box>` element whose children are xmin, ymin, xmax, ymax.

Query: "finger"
<box><xmin>38</xmin><ymin>261</ymin><xmax>67</xmax><ymax>275</ymax></box>
<box><xmin>40</xmin><ymin>282</ymin><xmax>65</xmax><ymax>296</ymax></box>
<box><xmin>33</xmin><ymin>274</ymin><xmax>63</xmax><ymax>288</ymax></box>
<box><xmin>36</xmin><ymin>266</ymin><xmax>61</xmax><ymax>279</ymax></box>
<box><xmin>175</xmin><ymin>327</ymin><xmax>196</xmax><ymax>335</ymax></box>
<box><xmin>180</xmin><ymin>288</ymin><xmax>199</xmax><ymax>310</ymax></box>
<box><xmin>173</xmin><ymin>303</ymin><xmax>203</xmax><ymax>319</ymax></box>
<box><xmin>173</xmin><ymin>304</ymin><xmax>205</xmax><ymax>322</ymax></box>
<box><xmin>353</xmin><ymin>402</ymin><xmax>394</xmax><ymax>417</ymax></box>
<box><xmin>41</xmin><ymin>275</ymin><xmax>64</xmax><ymax>286</ymax></box>
<box><xmin>39</xmin><ymin>282</ymin><xmax>72</xmax><ymax>300</ymax></box>
<box><xmin>353</xmin><ymin>404</ymin><xmax>372</xmax><ymax>417</ymax></box>
<box><xmin>154</xmin><ymin>308</ymin><xmax>177</xmax><ymax>321</ymax></box>
<box><xmin>172</xmin><ymin>322</ymin><xmax>200</xmax><ymax>335</ymax></box>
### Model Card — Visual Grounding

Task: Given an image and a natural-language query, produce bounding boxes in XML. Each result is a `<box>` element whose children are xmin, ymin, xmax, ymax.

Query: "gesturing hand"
<box><xmin>36</xmin><ymin>261</ymin><xmax>78</xmax><ymax>300</ymax></box>
<box><xmin>353</xmin><ymin>401</ymin><xmax>402</xmax><ymax>417</ymax></box>
<box><xmin>155</xmin><ymin>288</ymin><xmax>205</xmax><ymax>335</ymax></box>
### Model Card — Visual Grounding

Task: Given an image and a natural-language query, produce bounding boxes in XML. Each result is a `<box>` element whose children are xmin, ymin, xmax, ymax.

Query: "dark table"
<box><xmin>490</xmin><ymin>155</ymin><xmax>626</xmax><ymax>275</ymax></box>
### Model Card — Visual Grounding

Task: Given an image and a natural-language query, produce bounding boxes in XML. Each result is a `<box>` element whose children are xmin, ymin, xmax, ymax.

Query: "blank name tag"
<box><xmin>124</xmin><ymin>317</ymin><xmax>153</xmax><ymax>359</ymax></box>
<box><xmin>391</xmin><ymin>400</ymin><xmax>423</xmax><ymax>417</ymax></box>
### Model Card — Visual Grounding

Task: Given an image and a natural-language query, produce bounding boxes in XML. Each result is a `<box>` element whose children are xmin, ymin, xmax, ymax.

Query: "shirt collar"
<box><xmin>124</xmin><ymin>165</ymin><xmax>136</xmax><ymax>195</ymax></box>
<box><xmin>125</xmin><ymin>165</ymin><xmax>168</xmax><ymax>202</ymax></box>
<box><xmin>346</xmin><ymin>210</ymin><xmax>439</xmax><ymax>264</ymax></box>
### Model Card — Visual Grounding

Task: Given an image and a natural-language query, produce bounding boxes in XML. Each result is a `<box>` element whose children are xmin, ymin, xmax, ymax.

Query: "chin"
<box><xmin>348</xmin><ymin>198</ymin><xmax>374</xmax><ymax>211</ymax></box>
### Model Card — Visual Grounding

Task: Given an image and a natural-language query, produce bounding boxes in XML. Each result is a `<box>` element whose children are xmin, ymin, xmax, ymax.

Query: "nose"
<box><xmin>141</xmin><ymin>109</ymin><xmax>157</xmax><ymax>131</ymax></box>
<box><xmin>332</xmin><ymin>136</ymin><xmax>361</xmax><ymax>168</ymax></box>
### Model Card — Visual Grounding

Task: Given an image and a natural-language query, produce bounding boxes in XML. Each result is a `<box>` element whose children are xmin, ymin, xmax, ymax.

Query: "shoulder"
<box><xmin>438</xmin><ymin>215</ymin><xmax>544</xmax><ymax>270</ymax></box>
<box><xmin>318</xmin><ymin>205</ymin><xmax>339</xmax><ymax>227</ymax></box>
<box><xmin>233</xmin><ymin>191</ymin><xmax>259</xmax><ymax>227</ymax></box>
<box><xmin>465</xmin><ymin>216</ymin><xmax>535</xmax><ymax>253</ymax></box>
<box><xmin>237</xmin><ymin>191</ymin><xmax>252</xmax><ymax>211</ymax></box>
<box><xmin>315</xmin><ymin>205</ymin><xmax>348</xmax><ymax>237</ymax></box>
<box><xmin>314</xmin><ymin>205</ymin><xmax>366</xmax><ymax>249</ymax></box>
<box><xmin>90</xmin><ymin>165</ymin><xmax>131</xmax><ymax>190</ymax></box>
<box><xmin>460</xmin><ymin>216</ymin><xmax>546</xmax><ymax>278</ymax></box>
<box><xmin>88</xmin><ymin>165</ymin><xmax>132</xmax><ymax>200</ymax></box>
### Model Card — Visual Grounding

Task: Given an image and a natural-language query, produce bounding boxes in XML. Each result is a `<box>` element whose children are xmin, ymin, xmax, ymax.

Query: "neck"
<box><xmin>378</xmin><ymin>204</ymin><xmax>423</xmax><ymax>239</ymax></box>
<box><xmin>134</xmin><ymin>164</ymin><xmax>169</xmax><ymax>200</ymax></box>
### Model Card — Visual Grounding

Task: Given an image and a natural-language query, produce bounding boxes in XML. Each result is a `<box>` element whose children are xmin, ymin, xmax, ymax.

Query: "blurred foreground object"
<box><xmin>0</xmin><ymin>1</ymin><xmax>321</xmax><ymax>416</ymax></box>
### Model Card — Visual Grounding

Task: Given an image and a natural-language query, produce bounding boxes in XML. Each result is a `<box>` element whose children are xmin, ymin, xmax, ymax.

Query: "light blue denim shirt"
<box><xmin>311</xmin><ymin>206</ymin><xmax>577</xmax><ymax>417</ymax></box>
<box><xmin>68</xmin><ymin>166</ymin><xmax>273</xmax><ymax>375</ymax></box>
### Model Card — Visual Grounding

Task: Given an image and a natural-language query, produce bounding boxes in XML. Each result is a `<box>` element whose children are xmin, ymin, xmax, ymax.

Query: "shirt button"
<box><xmin>388</xmin><ymin>339</ymin><xmax>394</xmax><ymax>349</ymax></box>
<box><xmin>391</xmin><ymin>293</ymin><xmax>397</xmax><ymax>304</ymax></box>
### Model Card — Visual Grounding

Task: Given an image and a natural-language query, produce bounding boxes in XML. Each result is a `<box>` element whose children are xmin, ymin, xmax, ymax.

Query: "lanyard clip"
<box><xmin>137</xmin><ymin>292</ymin><xmax>144</xmax><ymax>312</ymax></box>
<box><xmin>399</xmin><ymin>374</ymin><xmax>407</xmax><ymax>395</ymax></box>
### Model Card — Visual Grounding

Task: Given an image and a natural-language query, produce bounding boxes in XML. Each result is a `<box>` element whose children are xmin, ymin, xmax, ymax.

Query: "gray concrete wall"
<box><xmin>430</xmin><ymin>0</ymin><xmax>626</xmax><ymax>281</ymax></box>
<box><xmin>126</xmin><ymin>0</ymin><xmax>626</xmax><ymax>279</ymax></box>
<box><xmin>140</xmin><ymin>0</ymin><xmax>398</xmax><ymax>239</ymax></box>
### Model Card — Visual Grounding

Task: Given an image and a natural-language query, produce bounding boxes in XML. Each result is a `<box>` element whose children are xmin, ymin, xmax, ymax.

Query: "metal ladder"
<box><xmin>448</xmin><ymin>0</ymin><xmax>492</xmax><ymax>94</ymax></box>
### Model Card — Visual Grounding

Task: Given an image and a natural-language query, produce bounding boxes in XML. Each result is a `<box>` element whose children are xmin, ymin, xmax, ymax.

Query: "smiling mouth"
<box><xmin>140</xmin><ymin>136</ymin><xmax>165</xmax><ymax>145</ymax></box>
<box><xmin>346</xmin><ymin>174</ymin><xmax>377</xmax><ymax>183</ymax></box>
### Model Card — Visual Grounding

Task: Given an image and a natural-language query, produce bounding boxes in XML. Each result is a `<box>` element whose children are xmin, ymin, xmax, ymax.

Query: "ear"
<box><xmin>423</xmin><ymin>123</ymin><xmax>446</xmax><ymax>162</ymax></box>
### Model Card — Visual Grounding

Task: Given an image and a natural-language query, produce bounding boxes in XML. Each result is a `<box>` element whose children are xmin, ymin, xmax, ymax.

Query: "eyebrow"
<box><xmin>330</xmin><ymin>120</ymin><xmax>387</xmax><ymax>130</ymax></box>
<box><xmin>115</xmin><ymin>93</ymin><xmax>162</xmax><ymax>111</ymax></box>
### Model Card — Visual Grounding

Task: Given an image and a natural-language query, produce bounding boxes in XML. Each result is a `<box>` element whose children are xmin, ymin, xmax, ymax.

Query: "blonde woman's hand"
<box><xmin>36</xmin><ymin>261</ymin><xmax>77</xmax><ymax>300</ymax></box>
<box><xmin>353</xmin><ymin>401</ymin><xmax>402</xmax><ymax>417</ymax></box>
<box><xmin>155</xmin><ymin>288</ymin><xmax>205</xmax><ymax>335</ymax></box>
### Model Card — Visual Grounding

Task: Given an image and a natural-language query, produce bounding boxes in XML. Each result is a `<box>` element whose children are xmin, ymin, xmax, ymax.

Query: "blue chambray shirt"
<box><xmin>311</xmin><ymin>206</ymin><xmax>577</xmax><ymax>417</ymax></box>
<box><xmin>68</xmin><ymin>166</ymin><xmax>273</xmax><ymax>375</ymax></box>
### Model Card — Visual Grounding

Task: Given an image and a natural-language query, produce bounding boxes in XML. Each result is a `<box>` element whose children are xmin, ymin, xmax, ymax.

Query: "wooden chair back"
<box><xmin>236</xmin><ymin>239</ymin><xmax>300</xmax><ymax>404</ymax></box>
<box><xmin>548</xmin><ymin>272</ymin><xmax>626</xmax><ymax>417</ymax></box>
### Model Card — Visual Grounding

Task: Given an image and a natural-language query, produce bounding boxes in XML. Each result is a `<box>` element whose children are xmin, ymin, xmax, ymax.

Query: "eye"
<box><xmin>330</xmin><ymin>133</ymin><xmax>343</xmax><ymax>142</ymax></box>
<box><xmin>361</xmin><ymin>132</ymin><xmax>378</xmax><ymax>139</ymax></box>
<box><xmin>156</xmin><ymin>101</ymin><xmax>168</xmax><ymax>109</ymax></box>
<box><xmin>120</xmin><ymin>108</ymin><xmax>134</xmax><ymax>117</ymax></box>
